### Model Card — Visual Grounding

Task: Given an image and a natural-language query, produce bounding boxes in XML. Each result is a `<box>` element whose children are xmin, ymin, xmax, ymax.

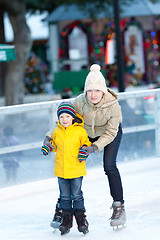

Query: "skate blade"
<box><xmin>83</xmin><ymin>229</ymin><xmax>89</xmax><ymax>235</ymax></box>
<box><xmin>59</xmin><ymin>226</ymin><xmax>70</xmax><ymax>235</ymax></box>
<box><xmin>60</xmin><ymin>229</ymin><xmax>70</xmax><ymax>235</ymax></box>
<box><xmin>78</xmin><ymin>226</ymin><xmax>89</xmax><ymax>235</ymax></box>
<box><xmin>50</xmin><ymin>221</ymin><xmax>61</xmax><ymax>229</ymax></box>
<box><xmin>113</xmin><ymin>225</ymin><xmax>126</xmax><ymax>231</ymax></box>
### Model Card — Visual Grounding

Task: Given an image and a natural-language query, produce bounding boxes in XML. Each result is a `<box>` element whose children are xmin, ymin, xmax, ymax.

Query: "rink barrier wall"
<box><xmin>0</xmin><ymin>88</ymin><xmax>160</xmax><ymax>157</ymax></box>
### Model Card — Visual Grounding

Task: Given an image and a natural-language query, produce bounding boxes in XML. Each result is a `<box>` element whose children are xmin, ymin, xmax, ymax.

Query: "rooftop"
<box><xmin>45</xmin><ymin>0</ymin><xmax>160</xmax><ymax>23</ymax></box>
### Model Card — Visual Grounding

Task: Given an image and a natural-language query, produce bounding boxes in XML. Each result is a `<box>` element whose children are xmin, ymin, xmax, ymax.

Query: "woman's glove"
<box><xmin>78</xmin><ymin>147</ymin><xmax>88</xmax><ymax>162</ymax></box>
<box><xmin>43</xmin><ymin>136</ymin><xmax>54</xmax><ymax>150</ymax></box>
<box><xmin>41</xmin><ymin>145</ymin><xmax>52</xmax><ymax>156</ymax></box>
<box><xmin>82</xmin><ymin>144</ymin><xmax>98</xmax><ymax>155</ymax></box>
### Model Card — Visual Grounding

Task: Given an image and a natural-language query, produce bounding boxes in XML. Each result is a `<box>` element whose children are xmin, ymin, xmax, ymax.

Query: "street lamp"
<box><xmin>113</xmin><ymin>0</ymin><xmax>125</xmax><ymax>92</ymax></box>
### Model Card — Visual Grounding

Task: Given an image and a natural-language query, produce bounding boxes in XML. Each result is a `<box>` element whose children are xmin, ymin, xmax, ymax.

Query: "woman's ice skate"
<box><xmin>110</xmin><ymin>201</ymin><xmax>126</xmax><ymax>230</ymax></box>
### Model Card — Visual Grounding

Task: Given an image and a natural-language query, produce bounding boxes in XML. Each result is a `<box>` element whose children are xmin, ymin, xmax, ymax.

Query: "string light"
<box><xmin>61</xmin><ymin>32</ymin><xmax>66</xmax><ymax>37</ymax></box>
<box><xmin>152</xmin><ymin>40</ymin><xmax>158</xmax><ymax>44</ymax></box>
<box><xmin>151</xmin><ymin>31</ymin><xmax>156</xmax><ymax>36</ymax></box>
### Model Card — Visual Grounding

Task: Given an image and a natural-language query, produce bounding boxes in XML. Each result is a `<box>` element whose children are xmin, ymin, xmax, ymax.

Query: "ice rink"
<box><xmin>0</xmin><ymin>157</ymin><xmax>160</xmax><ymax>240</ymax></box>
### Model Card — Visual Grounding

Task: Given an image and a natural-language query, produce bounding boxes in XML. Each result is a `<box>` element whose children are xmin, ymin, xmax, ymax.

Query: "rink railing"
<box><xmin>0</xmin><ymin>88</ymin><xmax>160</xmax><ymax>157</ymax></box>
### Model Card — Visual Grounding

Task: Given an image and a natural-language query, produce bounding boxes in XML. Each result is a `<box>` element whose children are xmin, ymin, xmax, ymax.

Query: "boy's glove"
<box><xmin>82</xmin><ymin>144</ymin><xmax>98</xmax><ymax>155</ymax></box>
<box><xmin>41</xmin><ymin>145</ymin><xmax>52</xmax><ymax>156</ymax></box>
<box><xmin>78</xmin><ymin>147</ymin><xmax>88</xmax><ymax>162</ymax></box>
<box><xmin>43</xmin><ymin>136</ymin><xmax>54</xmax><ymax>150</ymax></box>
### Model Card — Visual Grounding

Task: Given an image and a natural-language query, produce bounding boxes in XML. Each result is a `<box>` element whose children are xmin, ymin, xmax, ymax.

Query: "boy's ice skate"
<box><xmin>74</xmin><ymin>210</ymin><xmax>89</xmax><ymax>234</ymax></box>
<box><xmin>110</xmin><ymin>201</ymin><xmax>126</xmax><ymax>230</ymax></box>
<box><xmin>50</xmin><ymin>199</ymin><xmax>62</xmax><ymax>229</ymax></box>
<box><xmin>59</xmin><ymin>210</ymin><xmax>73</xmax><ymax>235</ymax></box>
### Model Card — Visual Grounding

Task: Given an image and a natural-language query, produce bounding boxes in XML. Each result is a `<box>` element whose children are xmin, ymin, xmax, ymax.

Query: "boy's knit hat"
<box><xmin>57</xmin><ymin>101</ymin><xmax>76</xmax><ymax>119</ymax></box>
<box><xmin>84</xmin><ymin>64</ymin><xmax>107</xmax><ymax>94</ymax></box>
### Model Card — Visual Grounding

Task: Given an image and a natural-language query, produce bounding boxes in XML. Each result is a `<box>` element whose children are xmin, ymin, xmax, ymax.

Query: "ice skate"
<box><xmin>74</xmin><ymin>210</ymin><xmax>89</xmax><ymax>234</ymax></box>
<box><xmin>110</xmin><ymin>201</ymin><xmax>126</xmax><ymax>230</ymax></box>
<box><xmin>50</xmin><ymin>199</ymin><xmax>62</xmax><ymax>229</ymax></box>
<box><xmin>59</xmin><ymin>210</ymin><xmax>73</xmax><ymax>235</ymax></box>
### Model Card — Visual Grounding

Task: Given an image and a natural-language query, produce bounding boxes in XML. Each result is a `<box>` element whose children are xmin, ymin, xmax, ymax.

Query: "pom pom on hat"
<box><xmin>84</xmin><ymin>64</ymin><xmax>107</xmax><ymax>94</ymax></box>
<box><xmin>57</xmin><ymin>101</ymin><xmax>76</xmax><ymax>119</ymax></box>
<box><xmin>90</xmin><ymin>64</ymin><xmax>101</xmax><ymax>72</ymax></box>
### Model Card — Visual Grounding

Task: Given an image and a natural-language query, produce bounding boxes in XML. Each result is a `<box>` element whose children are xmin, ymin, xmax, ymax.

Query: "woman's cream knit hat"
<box><xmin>84</xmin><ymin>64</ymin><xmax>107</xmax><ymax>94</ymax></box>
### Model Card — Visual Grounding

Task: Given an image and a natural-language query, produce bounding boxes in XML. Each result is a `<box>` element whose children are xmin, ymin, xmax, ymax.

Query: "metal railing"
<box><xmin>0</xmin><ymin>88</ymin><xmax>160</xmax><ymax>157</ymax></box>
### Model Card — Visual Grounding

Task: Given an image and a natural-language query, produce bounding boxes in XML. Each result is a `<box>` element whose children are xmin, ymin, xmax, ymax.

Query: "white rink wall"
<box><xmin>0</xmin><ymin>88</ymin><xmax>160</xmax><ymax>189</ymax></box>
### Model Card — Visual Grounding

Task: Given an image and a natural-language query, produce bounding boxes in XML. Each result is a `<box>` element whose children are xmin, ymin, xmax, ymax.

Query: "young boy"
<box><xmin>41</xmin><ymin>102</ymin><xmax>91</xmax><ymax>235</ymax></box>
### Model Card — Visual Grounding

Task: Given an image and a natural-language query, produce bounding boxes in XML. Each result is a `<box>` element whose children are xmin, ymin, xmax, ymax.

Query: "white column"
<box><xmin>47</xmin><ymin>22</ymin><xmax>59</xmax><ymax>77</ymax></box>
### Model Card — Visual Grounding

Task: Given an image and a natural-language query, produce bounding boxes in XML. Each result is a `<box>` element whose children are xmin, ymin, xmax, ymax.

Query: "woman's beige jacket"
<box><xmin>73</xmin><ymin>88</ymin><xmax>122</xmax><ymax>151</ymax></box>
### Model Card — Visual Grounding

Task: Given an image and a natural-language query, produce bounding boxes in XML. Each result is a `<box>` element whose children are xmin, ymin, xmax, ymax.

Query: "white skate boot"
<box><xmin>110</xmin><ymin>201</ymin><xmax>126</xmax><ymax>230</ymax></box>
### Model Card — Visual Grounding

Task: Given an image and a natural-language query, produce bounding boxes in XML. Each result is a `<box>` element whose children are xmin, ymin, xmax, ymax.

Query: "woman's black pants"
<box><xmin>89</xmin><ymin>124</ymin><xmax>124</xmax><ymax>203</ymax></box>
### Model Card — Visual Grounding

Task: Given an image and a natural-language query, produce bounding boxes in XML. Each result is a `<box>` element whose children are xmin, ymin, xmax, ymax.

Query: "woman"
<box><xmin>44</xmin><ymin>64</ymin><xmax>126</xmax><ymax>229</ymax></box>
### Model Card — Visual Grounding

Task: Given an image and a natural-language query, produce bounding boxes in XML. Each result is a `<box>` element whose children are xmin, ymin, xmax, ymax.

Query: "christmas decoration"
<box><xmin>24</xmin><ymin>53</ymin><xmax>49</xmax><ymax>94</ymax></box>
<box><xmin>59</xmin><ymin>21</ymin><xmax>94</xmax><ymax>62</ymax></box>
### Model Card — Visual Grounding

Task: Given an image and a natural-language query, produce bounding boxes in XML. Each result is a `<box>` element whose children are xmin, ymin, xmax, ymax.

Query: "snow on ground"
<box><xmin>0</xmin><ymin>157</ymin><xmax>160</xmax><ymax>240</ymax></box>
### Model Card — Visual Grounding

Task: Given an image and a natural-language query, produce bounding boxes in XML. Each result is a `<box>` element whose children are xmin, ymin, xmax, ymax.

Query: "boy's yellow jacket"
<box><xmin>51</xmin><ymin>113</ymin><xmax>91</xmax><ymax>179</ymax></box>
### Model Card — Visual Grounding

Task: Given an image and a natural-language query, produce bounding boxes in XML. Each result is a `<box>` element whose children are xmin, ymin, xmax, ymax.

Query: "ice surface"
<box><xmin>0</xmin><ymin>157</ymin><xmax>160</xmax><ymax>240</ymax></box>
